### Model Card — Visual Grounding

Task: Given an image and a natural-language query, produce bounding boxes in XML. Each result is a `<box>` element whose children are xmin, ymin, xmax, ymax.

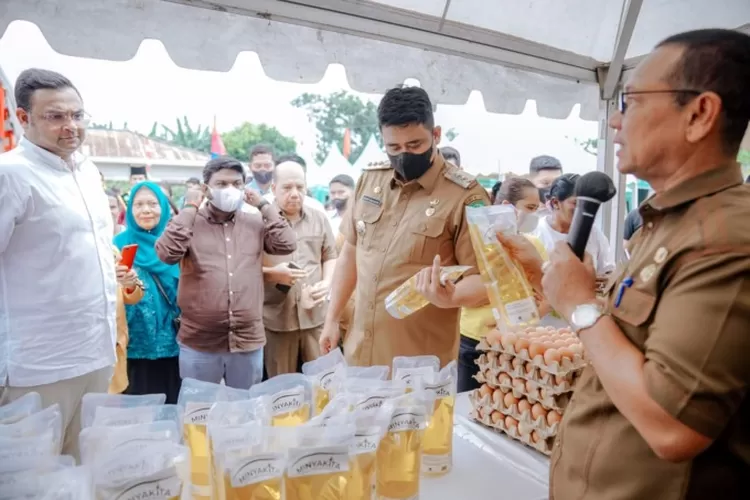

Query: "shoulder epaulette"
<box><xmin>364</xmin><ymin>160</ymin><xmax>393</xmax><ymax>171</ymax></box>
<box><xmin>443</xmin><ymin>166</ymin><xmax>477</xmax><ymax>189</ymax></box>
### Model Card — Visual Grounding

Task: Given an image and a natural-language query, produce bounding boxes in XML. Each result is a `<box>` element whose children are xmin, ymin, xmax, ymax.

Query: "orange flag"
<box><xmin>343</xmin><ymin>128</ymin><xmax>351</xmax><ymax>160</ymax></box>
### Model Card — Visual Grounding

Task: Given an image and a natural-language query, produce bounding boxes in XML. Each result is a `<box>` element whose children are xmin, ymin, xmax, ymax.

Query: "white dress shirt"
<box><xmin>532</xmin><ymin>216</ymin><xmax>615</xmax><ymax>275</ymax></box>
<box><xmin>0</xmin><ymin>138</ymin><xmax>117</xmax><ymax>387</ymax></box>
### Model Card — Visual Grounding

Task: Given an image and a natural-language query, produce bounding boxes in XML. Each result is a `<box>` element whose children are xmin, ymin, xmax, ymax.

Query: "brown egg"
<box><xmin>554</xmin><ymin>374</ymin><xmax>567</xmax><ymax>386</ymax></box>
<box><xmin>512</xmin><ymin>378</ymin><xmax>526</xmax><ymax>393</ymax></box>
<box><xmin>504</xmin><ymin>416</ymin><xmax>518</xmax><ymax>431</ymax></box>
<box><xmin>528</xmin><ymin>342</ymin><xmax>545</xmax><ymax>359</ymax></box>
<box><xmin>492</xmin><ymin>389</ymin><xmax>504</xmax><ymax>407</ymax></box>
<box><xmin>525</xmin><ymin>380</ymin><xmax>535</xmax><ymax>393</ymax></box>
<box><xmin>531</xmin><ymin>430</ymin><xmax>542</xmax><ymax>443</ymax></box>
<box><xmin>524</xmin><ymin>363</ymin><xmax>536</xmax><ymax>376</ymax></box>
<box><xmin>500</xmin><ymin>332</ymin><xmax>518</xmax><ymax>351</ymax></box>
<box><xmin>569</xmin><ymin>344</ymin><xmax>584</xmax><ymax>356</ymax></box>
<box><xmin>536</xmin><ymin>336</ymin><xmax>551</xmax><ymax>343</ymax></box>
<box><xmin>479</xmin><ymin>384</ymin><xmax>493</xmax><ymax>398</ymax></box>
<box><xmin>531</xmin><ymin>403</ymin><xmax>548</xmax><ymax>421</ymax></box>
<box><xmin>514</xmin><ymin>337</ymin><xmax>530</xmax><ymax>353</ymax></box>
<box><xmin>497</xmin><ymin>373</ymin><xmax>512</xmax><ymax>386</ymax></box>
<box><xmin>511</xmin><ymin>357</ymin><xmax>523</xmax><ymax>371</ymax></box>
<box><xmin>491</xmin><ymin>411</ymin><xmax>504</xmax><ymax>425</ymax></box>
<box><xmin>544</xmin><ymin>348</ymin><xmax>562</xmax><ymax>365</ymax></box>
<box><xmin>558</xmin><ymin>347</ymin><xmax>576</xmax><ymax>361</ymax></box>
<box><xmin>503</xmin><ymin>392</ymin><xmax>519</xmax><ymax>408</ymax></box>
<box><xmin>518</xmin><ymin>399</ymin><xmax>532</xmax><ymax>415</ymax></box>
<box><xmin>553</xmin><ymin>340</ymin><xmax>568</xmax><ymax>348</ymax></box>
<box><xmin>547</xmin><ymin>411</ymin><xmax>562</xmax><ymax>426</ymax></box>
<box><xmin>534</xmin><ymin>327</ymin><xmax>547</xmax><ymax>334</ymax></box>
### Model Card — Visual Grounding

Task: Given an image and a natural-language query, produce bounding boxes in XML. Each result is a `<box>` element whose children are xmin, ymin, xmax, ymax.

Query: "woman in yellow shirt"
<box><xmin>458</xmin><ymin>177</ymin><xmax>548</xmax><ymax>392</ymax></box>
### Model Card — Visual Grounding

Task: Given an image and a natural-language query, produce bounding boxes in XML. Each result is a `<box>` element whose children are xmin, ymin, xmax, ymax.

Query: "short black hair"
<box><xmin>441</xmin><ymin>146</ymin><xmax>461</xmax><ymax>167</ymax></box>
<box><xmin>529</xmin><ymin>155</ymin><xmax>563</xmax><ymax>175</ymax></box>
<box><xmin>14</xmin><ymin>68</ymin><xmax>81</xmax><ymax>112</ymax></box>
<box><xmin>378</xmin><ymin>86</ymin><xmax>434</xmax><ymax>129</ymax></box>
<box><xmin>186</xmin><ymin>177</ymin><xmax>200</xmax><ymax>185</ymax></box>
<box><xmin>490</xmin><ymin>181</ymin><xmax>502</xmax><ymax>203</ymax></box>
<box><xmin>203</xmin><ymin>156</ymin><xmax>246</xmax><ymax>184</ymax></box>
<box><xmin>495</xmin><ymin>177</ymin><xmax>537</xmax><ymax>206</ymax></box>
<box><xmin>657</xmin><ymin>29</ymin><xmax>750</xmax><ymax>153</ymax></box>
<box><xmin>276</xmin><ymin>153</ymin><xmax>307</xmax><ymax>170</ymax></box>
<box><xmin>330</xmin><ymin>174</ymin><xmax>355</xmax><ymax>189</ymax></box>
<box><xmin>249</xmin><ymin>144</ymin><xmax>275</xmax><ymax>161</ymax></box>
<box><xmin>548</xmin><ymin>173</ymin><xmax>580</xmax><ymax>202</ymax></box>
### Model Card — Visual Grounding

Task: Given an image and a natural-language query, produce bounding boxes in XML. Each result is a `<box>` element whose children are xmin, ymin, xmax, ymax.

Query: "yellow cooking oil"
<box><xmin>284</xmin><ymin>448</ymin><xmax>350</xmax><ymax>500</ymax></box>
<box><xmin>183</xmin><ymin>403</ymin><xmax>212</xmax><ymax>497</ymax></box>
<box><xmin>270</xmin><ymin>389</ymin><xmax>310</xmax><ymax>427</ymax></box>
<box><xmin>421</xmin><ymin>391</ymin><xmax>455</xmax><ymax>477</ymax></box>
<box><xmin>222</xmin><ymin>454</ymin><xmax>284</xmax><ymax>500</ymax></box>
<box><xmin>375</xmin><ymin>412</ymin><xmax>424</xmax><ymax>500</ymax></box>
<box><xmin>348</xmin><ymin>442</ymin><xmax>378</xmax><ymax>500</ymax></box>
<box><xmin>385</xmin><ymin>267</ymin><xmax>472</xmax><ymax>319</ymax></box>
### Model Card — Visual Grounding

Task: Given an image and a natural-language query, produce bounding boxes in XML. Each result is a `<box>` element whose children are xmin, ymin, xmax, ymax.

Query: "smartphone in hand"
<box><xmin>275</xmin><ymin>262</ymin><xmax>300</xmax><ymax>294</ymax></box>
<box><xmin>119</xmin><ymin>244</ymin><xmax>139</xmax><ymax>270</ymax></box>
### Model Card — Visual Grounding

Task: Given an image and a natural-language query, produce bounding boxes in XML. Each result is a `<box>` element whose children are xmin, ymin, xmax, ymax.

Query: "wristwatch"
<box><xmin>569</xmin><ymin>303</ymin><xmax>605</xmax><ymax>333</ymax></box>
<box><xmin>257</xmin><ymin>199</ymin><xmax>269</xmax><ymax>210</ymax></box>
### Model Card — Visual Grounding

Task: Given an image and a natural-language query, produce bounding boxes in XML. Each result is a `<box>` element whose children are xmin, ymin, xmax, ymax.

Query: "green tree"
<box><xmin>445</xmin><ymin>128</ymin><xmax>459</xmax><ymax>142</ymax></box>
<box><xmin>221</xmin><ymin>122</ymin><xmax>297</xmax><ymax>161</ymax></box>
<box><xmin>292</xmin><ymin>91</ymin><xmax>380</xmax><ymax>165</ymax></box>
<box><xmin>149</xmin><ymin>116</ymin><xmax>211</xmax><ymax>152</ymax></box>
<box><xmin>575</xmin><ymin>137</ymin><xmax>598</xmax><ymax>156</ymax></box>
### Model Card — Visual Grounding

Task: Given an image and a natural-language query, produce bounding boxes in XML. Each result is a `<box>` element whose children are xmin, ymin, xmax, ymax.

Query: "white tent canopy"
<box><xmin>353</xmin><ymin>135</ymin><xmax>387</xmax><ymax>172</ymax></box>
<box><xmin>4</xmin><ymin>0</ymin><xmax>750</xmax><ymax>260</ymax></box>
<box><xmin>308</xmin><ymin>145</ymin><xmax>360</xmax><ymax>187</ymax></box>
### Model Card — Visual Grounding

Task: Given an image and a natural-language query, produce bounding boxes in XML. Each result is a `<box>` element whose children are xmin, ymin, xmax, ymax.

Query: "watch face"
<box><xmin>573</xmin><ymin>304</ymin><xmax>601</xmax><ymax>329</ymax></box>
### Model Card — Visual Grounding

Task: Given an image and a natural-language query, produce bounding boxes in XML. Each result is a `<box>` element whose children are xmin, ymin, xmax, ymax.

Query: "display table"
<box><xmin>422</xmin><ymin>392</ymin><xmax>550</xmax><ymax>499</ymax></box>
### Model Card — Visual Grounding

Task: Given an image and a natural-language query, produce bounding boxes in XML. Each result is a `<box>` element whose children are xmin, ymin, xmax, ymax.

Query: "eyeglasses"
<box><xmin>39</xmin><ymin>111</ymin><xmax>91</xmax><ymax>127</ymax></box>
<box><xmin>618</xmin><ymin>90</ymin><xmax>702</xmax><ymax>113</ymax></box>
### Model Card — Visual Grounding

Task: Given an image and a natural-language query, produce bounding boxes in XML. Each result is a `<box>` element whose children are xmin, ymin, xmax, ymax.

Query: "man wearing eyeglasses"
<box><xmin>0</xmin><ymin>69</ymin><xmax>117</xmax><ymax>462</ymax></box>
<box><xmin>533</xmin><ymin>29</ymin><xmax>750</xmax><ymax>499</ymax></box>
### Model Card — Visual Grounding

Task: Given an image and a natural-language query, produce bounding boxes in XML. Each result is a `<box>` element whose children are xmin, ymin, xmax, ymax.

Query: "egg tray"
<box><xmin>468</xmin><ymin>403</ymin><xmax>553</xmax><ymax>457</ymax></box>
<box><xmin>476</xmin><ymin>338</ymin><xmax>586</xmax><ymax>376</ymax></box>
<box><xmin>475</xmin><ymin>353</ymin><xmax>579</xmax><ymax>393</ymax></box>
<box><xmin>473</xmin><ymin>371</ymin><xmax>570</xmax><ymax>411</ymax></box>
<box><xmin>468</xmin><ymin>388</ymin><xmax>561</xmax><ymax>440</ymax></box>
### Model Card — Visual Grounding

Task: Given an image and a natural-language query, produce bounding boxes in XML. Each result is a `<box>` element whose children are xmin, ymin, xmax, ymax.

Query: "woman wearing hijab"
<box><xmin>114</xmin><ymin>181</ymin><xmax>182</xmax><ymax>403</ymax></box>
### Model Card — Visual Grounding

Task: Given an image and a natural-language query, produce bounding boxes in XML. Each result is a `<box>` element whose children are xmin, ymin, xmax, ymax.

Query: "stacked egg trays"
<box><xmin>468</xmin><ymin>326</ymin><xmax>586</xmax><ymax>456</ymax></box>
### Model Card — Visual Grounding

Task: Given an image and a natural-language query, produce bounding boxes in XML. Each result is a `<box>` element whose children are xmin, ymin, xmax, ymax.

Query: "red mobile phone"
<box><xmin>119</xmin><ymin>244</ymin><xmax>139</xmax><ymax>270</ymax></box>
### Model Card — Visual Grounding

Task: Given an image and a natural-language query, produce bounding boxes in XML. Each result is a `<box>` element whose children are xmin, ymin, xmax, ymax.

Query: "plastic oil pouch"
<box><xmin>0</xmin><ymin>391</ymin><xmax>42</xmax><ymax>424</ymax></box>
<box><xmin>0</xmin><ymin>465</ymin><xmax>94</xmax><ymax>500</ymax></box>
<box><xmin>343</xmin><ymin>379</ymin><xmax>407</xmax><ymax>412</ymax></box>
<box><xmin>0</xmin><ymin>431</ymin><xmax>57</xmax><ymax>472</ymax></box>
<box><xmin>81</xmin><ymin>393</ymin><xmax>166</xmax><ymax>429</ymax></box>
<box><xmin>248</xmin><ymin>374</ymin><xmax>312</xmax><ymax>428</ymax></box>
<box><xmin>92</xmin><ymin>441</ymin><xmax>190</xmax><ymax>500</ymax></box>
<box><xmin>347</xmin><ymin>404</ymin><xmax>393</xmax><ymax>500</ymax></box>
<box><xmin>419</xmin><ymin>361</ymin><xmax>458</xmax><ymax>476</ymax></box>
<box><xmin>466</xmin><ymin>204</ymin><xmax>540</xmax><ymax>332</ymax></box>
<box><xmin>178</xmin><ymin>378</ymin><xmax>248</xmax><ymax>499</ymax></box>
<box><xmin>302</xmin><ymin>347</ymin><xmax>347</xmax><ymax>416</ymax></box>
<box><xmin>392</xmin><ymin>356</ymin><xmax>440</xmax><ymax>392</ymax></box>
<box><xmin>375</xmin><ymin>391</ymin><xmax>434</xmax><ymax>500</ymax></box>
<box><xmin>284</xmin><ymin>423</ymin><xmax>355</xmax><ymax>500</ymax></box>
<box><xmin>0</xmin><ymin>403</ymin><xmax>63</xmax><ymax>452</ymax></box>
<box><xmin>79</xmin><ymin>421</ymin><xmax>181</xmax><ymax>465</ymax></box>
<box><xmin>328</xmin><ymin>366</ymin><xmax>390</xmax><ymax>400</ymax></box>
<box><xmin>214</xmin><ymin>426</ymin><xmax>285</xmax><ymax>500</ymax></box>
<box><xmin>0</xmin><ymin>455</ymin><xmax>75</xmax><ymax>492</ymax></box>
<box><xmin>385</xmin><ymin>266</ymin><xmax>472</xmax><ymax>319</ymax></box>
<box><xmin>89</xmin><ymin>404</ymin><xmax>182</xmax><ymax>429</ymax></box>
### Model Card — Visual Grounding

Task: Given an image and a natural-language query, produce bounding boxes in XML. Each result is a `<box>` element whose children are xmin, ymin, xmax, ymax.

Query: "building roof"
<box><xmin>80</xmin><ymin>129</ymin><xmax>209</xmax><ymax>163</ymax></box>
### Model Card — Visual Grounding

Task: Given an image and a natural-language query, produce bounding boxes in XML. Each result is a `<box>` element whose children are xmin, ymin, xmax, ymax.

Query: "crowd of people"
<box><xmin>1</xmin><ymin>27</ymin><xmax>749</xmax><ymax>499</ymax></box>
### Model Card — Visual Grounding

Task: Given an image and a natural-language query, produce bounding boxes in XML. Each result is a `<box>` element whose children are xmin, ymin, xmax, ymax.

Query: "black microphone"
<box><xmin>567</xmin><ymin>171</ymin><xmax>617</xmax><ymax>261</ymax></box>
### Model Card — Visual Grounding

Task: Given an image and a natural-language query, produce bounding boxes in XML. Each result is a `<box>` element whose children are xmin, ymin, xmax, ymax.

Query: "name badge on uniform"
<box><xmin>363</xmin><ymin>195</ymin><xmax>382</xmax><ymax>207</ymax></box>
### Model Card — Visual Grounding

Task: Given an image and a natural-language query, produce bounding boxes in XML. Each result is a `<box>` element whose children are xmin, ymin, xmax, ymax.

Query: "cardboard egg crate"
<box><xmin>474</xmin><ymin>371</ymin><xmax>571</xmax><ymax>411</ymax></box>
<box><xmin>469</xmin><ymin>388</ymin><xmax>561</xmax><ymax>441</ymax></box>
<box><xmin>469</xmin><ymin>397</ymin><xmax>554</xmax><ymax>456</ymax></box>
<box><xmin>476</xmin><ymin>337</ymin><xmax>587</xmax><ymax>376</ymax></box>
<box><xmin>475</xmin><ymin>353</ymin><xmax>579</xmax><ymax>392</ymax></box>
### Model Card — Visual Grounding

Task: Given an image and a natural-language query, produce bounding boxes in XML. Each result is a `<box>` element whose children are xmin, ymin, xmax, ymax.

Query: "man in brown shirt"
<box><xmin>319</xmin><ymin>86</ymin><xmax>490</xmax><ymax>368</ymax></box>
<box><xmin>155</xmin><ymin>156</ymin><xmax>296</xmax><ymax>389</ymax></box>
<box><xmin>536</xmin><ymin>29</ymin><xmax>750</xmax><ymax>499</ymax></box>
<box><xmin>263</xmin><ymin>160</ymin><xmax>337</xmax><ymax>376</ymax></box>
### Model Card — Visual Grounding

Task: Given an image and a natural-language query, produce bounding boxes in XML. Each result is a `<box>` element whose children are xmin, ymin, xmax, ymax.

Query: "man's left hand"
<box><xmin>415</xmin><ymin>255</ymin><xmax>456</xmax><ymax>309</ymax></box>
<box><xmin>542</xmin><ymin>242</ymin><xmax>597</xmax><ymax>320</ymax></box>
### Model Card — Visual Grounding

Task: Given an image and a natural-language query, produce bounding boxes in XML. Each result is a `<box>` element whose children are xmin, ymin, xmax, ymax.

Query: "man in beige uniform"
<box><xmin>536</xmin><ymin>29</ymin><xmax>750</xmax><ymax>499</ymax></box>
<box><xmin>319</xmin><ymin>86</ymin><xmax>490</xmax><ymax>368</ymax></box>
<box><xmin>264</xmin><ymin>160</ymin><xmax>337</xmax><ymax>376</ymax></box>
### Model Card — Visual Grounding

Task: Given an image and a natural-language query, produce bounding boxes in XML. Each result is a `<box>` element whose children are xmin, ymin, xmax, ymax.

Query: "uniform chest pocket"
<box><xmin>610</xmin><ymin>287</ymin><xmax>657</xmax><ymax>347</ymax></box>
<box><xmin>355</xmin><ymin>205</ymin><xmax>384</xmax><ymax>248</ymax></box>
<box><xmin>408</xmin><ymin>216</ymin><xmax>451</xmax><ymax>265</ymax></box>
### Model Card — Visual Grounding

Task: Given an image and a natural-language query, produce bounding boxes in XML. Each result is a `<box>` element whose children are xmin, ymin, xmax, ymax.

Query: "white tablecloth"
<box><xmin>421</xmin><ymin>392</ymin><xmax>550</xmax><ymax>499</ymax></box>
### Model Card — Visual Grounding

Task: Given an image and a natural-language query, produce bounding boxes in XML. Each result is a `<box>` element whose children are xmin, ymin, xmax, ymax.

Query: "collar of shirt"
<box><xmin>645</xmin><ymin>163</ymin><xmax>743</xmax><ymax>213</ymax></box>
<box><xmin>19</xmin><ymin>137</ymin><xmax>85</xmax><ymax>172</ymax></box>
<box><xmin>389</xmin><ymin>152</ymin><xmax>446</xmax><ymax>195</ymax></box>
<box><xmin>272</xmin><ymin>200</ymin><xmax>306</xmax><ymax>223</ymax></box>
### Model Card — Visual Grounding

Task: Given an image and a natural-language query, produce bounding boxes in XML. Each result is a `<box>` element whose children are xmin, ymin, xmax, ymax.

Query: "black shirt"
<box><xmin>623</xmin><ymin>208</ymin><xmax>643</xmax><ymax>241</ymax></box>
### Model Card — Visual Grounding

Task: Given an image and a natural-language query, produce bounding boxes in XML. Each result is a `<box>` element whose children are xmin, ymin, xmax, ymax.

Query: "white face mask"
<box><xmin>209</xmin><ymin>186</ymin><xmax>244</xmax><ymax>213</ymax></box>
<box><xmin>517</xmin><ymin>210</ymin><xmax>540</xmax><ymax>233</ymax></box>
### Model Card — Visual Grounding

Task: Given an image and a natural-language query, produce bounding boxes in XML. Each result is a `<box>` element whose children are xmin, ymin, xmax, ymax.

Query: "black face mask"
<box><xmin>332</xmin><ymin>198</ymin><xmax>348</xmax><ymax>211</ymax></box>
<box><xmin>253</xmin><ymin>170</ymin><xmax>273</xmax><ymax>185</ymax></box>
<box><xmin>389</xmin><ymin>143</ymin><xmax>434</xmax><ymax>182</ymax></box>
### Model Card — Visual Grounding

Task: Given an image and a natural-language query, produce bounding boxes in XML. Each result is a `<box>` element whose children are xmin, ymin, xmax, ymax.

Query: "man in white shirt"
<box><xmin>327</xmin><ymin>173</ymin><xmax>355</xmax><ymax>238</ymax></box>
<box><xmin>0</xmin><ymin>69</ymin><xmax>117</xmax><ymax>460</ymax></box>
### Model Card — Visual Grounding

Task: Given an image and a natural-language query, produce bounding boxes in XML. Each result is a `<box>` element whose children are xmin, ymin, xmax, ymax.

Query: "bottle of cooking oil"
<box><xmin>385</xmin><ymin>266</ymin><xmax>472</xmax><ymax>319</ymax></box>
<box><xmin>466</xmin><ymin>206</ymin><xmax>539</xmax><ymax>332</ymax></box>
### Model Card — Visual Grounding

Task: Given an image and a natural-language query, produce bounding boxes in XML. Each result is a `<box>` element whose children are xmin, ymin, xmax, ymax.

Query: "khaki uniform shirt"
<box><xmin>341</xmin><ymin>153</ymin><xmax>490</xmax><ymax>368</ymax></box>
<box><xmin>263</xmin><ymin>204</ymin><xmax>337</xmax><ymax>332</ymax></box>
<box><xmin>551</xmin><ymin>165</ymin><xmax>750</xmax><ymax>500</ymax></box>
